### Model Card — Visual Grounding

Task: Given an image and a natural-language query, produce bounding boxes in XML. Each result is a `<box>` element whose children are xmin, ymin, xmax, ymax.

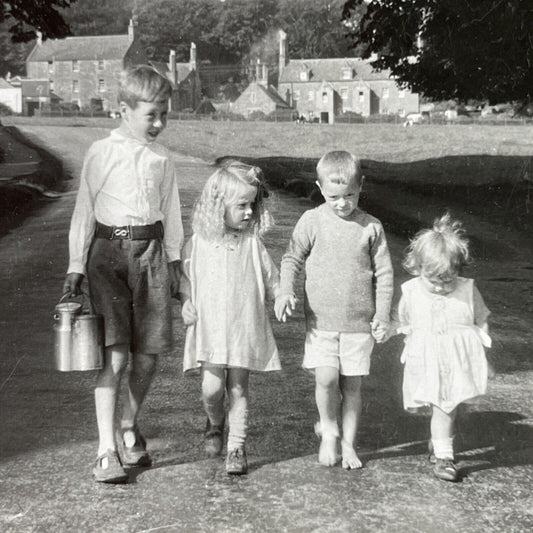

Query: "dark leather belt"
<box><xmin>95</xmin><ymin>221</ymin><xmax>164</xmax><ymax>240</ymax></box>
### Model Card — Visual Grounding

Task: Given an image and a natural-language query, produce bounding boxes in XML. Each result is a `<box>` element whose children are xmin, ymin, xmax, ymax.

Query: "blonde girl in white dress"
<box><xmin>392</xmin><ymin>213</ymin><xmax>492</xmax><ymax>482</ymax></box>
<box><xmin>179</xmin><ymin>161</ymin><xmax>281</xmax><ymax>475</ymax></box>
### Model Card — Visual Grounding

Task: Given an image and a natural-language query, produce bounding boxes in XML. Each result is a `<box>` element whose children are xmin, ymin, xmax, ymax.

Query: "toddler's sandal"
<box><xmin>120</xmin><ymin>425</ymin><xmax>152</xmax><ymax>467</ymax></box>
<box><xmin>93</xmin><ymin>449</ymin><xmax>128</xmax><ymax>483</ymax></box>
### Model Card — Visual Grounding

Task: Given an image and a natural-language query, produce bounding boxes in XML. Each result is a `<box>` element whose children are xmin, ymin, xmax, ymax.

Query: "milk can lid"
<box><xmin>55</xmin><ymin>302</ymin><xmax>83</xmax><ymax>313</ymax></box>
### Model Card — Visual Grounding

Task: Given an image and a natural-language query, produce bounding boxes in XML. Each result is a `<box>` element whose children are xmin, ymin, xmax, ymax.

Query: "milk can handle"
<box><xmin>58</xmin><ymin>291</ymin><xmax>95</xmax><ymax>313</ymax></box>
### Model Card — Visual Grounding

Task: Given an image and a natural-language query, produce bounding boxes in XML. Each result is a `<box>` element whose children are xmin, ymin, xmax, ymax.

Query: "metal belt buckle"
<box><xmin>112</xmin><ymin>226</ymin><xmax>131</xmax><ymax>239</ymax></box>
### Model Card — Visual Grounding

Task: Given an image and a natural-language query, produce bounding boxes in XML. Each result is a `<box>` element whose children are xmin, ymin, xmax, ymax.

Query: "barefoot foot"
<box><xmin>318</xmin><ymin>434</ymin><xmax>340</xmax><ymax>466</ymax></box>
<box><xmin>341</xmin><ymin>440</ymin><xmax>362</xmax><ymax>470</ymax></box>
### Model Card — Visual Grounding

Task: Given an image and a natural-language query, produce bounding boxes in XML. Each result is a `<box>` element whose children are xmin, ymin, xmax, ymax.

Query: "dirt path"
<box><xmin>0</xmin><ymin>126</ymin><xmax>532</xmax><ymax>533</ymax></box>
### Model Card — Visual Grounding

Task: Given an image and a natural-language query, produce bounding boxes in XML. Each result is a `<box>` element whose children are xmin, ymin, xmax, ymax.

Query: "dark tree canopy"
<box><xmin>343</xmin><ymin>0</ymin><xmax>533</xmax><ymax>105</ymax></box>
<box><xmin>1</xmin><ymin>0</ymin><xmax>75</xmax><ymax>42</ymax></box>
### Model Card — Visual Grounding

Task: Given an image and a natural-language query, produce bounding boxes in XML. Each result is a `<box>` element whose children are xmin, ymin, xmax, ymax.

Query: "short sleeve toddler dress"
<box><xmin>181</xmin><ymin>232</ymin><xmax>281</xmax><ymax>373</ymax></box>
<box><xmin>398</xmin><ymin>277</ymin><xmax>491</xmax><ymax>413</ymax></box>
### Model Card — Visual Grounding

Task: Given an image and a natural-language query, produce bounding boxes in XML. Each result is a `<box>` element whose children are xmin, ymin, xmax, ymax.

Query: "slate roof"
<box><xmin>20</xmin><ymin>80</ymin><xmax>50</xmax><ymax>97</ymax></box>
<box><xmin>279</xmin><ymin>57</ymin><xmax>392</xmax><ymax>84</ymax></box>
<box><xmin>0</xmin><ymin>78</ymin><xmax>15</xmax><ymax>89</ymax></box>
<box><xmin>27</xmin><ymin>34</ymin><xmax>133</xmax><ymax>62</ymax></box>
<box><xmin>257</xmin><ymin>84</ymin><xmax>291</xmax><ymax>108</ymax></box>
<box><xmin>150</xmin><ymin>61</ymin><xmax>195</xmax><ymax>85</ymax></box>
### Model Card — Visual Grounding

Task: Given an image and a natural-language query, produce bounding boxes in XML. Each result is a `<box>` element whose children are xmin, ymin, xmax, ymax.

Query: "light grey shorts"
<box><xmin>303</xmin><ymin>328</ymin><xmax>374</xmax><ymax>376</ymax></box>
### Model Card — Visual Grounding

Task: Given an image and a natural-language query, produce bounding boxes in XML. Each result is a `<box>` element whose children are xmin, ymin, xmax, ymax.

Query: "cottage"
<box><xmin>277</xmin><ymin>30</ymin><xmax>419</xmax><ymax>123</ymax></box>
<box><xmin>0</xmin><ymin>78</ymin><xmax>22</xmax><ymax>114</ymax></box>
<box><xmin>150</xmin><ymin>43</ymin><xmax>201</xmax><ymax>112</ymax></box>
<box><xmin>25</xmin><ymin>19</ymin><xmax>146</xmax><ymax>113</ymax></box>
<box><xmin>232</xmin><ymin>61</ymin><xmax>291</xmax><ymax>118</ymax></box>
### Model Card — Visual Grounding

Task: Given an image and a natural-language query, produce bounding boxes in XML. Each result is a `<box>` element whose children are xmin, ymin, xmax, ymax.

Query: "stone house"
<box><xmin>25</xmin><ymin>19</ymin><xmax>146</xmax><ymax>113</ymax></box>
<box><xmin>231</xmin><ymin>62</ymin><xmax>291</xmax><ymax>118</ymax></box>
<box><xmin>0</xmin><ymin>78</ymin><xmax>22</xmax><ymax>114</ymax></box>
<box><xmin>150</xmin><ymin>43</ymin><xmax>201</xmax><ymax>112</ymax></box>
<box><xmin>277</xmin><ymin>31</ymin><xmax>419</xmax><ymax>123</ymax></box>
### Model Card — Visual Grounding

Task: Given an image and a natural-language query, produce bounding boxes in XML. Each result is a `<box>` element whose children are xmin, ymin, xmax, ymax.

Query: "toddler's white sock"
<box><xmin>432</xmin><ymin>437</ymin><xmax>454</xmax><ymax>460</ymax></box>
<box><xmin>227</xmin><ymin>402</ymin><xmax>248</xmax><ymax>450</ymax></box>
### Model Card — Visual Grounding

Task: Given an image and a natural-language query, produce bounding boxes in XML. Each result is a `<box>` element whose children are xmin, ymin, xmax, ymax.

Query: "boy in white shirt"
<box><xmin>62</xmin><ymin>65</ymin><xmax>183</xmax><ymax>483</ymax></box>
<box><xmin>275</xmin><ymin>151</ymin><xmax>393</xmax><ymax>470</ymax></box>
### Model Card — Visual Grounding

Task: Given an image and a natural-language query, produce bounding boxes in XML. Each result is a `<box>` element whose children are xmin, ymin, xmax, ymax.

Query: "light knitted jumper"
<box><xmin>280</xmin><ymin>204</ymin><xmax>394</xmax><ymax>333</ymax></box>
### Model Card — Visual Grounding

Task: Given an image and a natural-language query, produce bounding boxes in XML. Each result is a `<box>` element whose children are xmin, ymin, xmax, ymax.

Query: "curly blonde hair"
<box><xmin>403</xmin><ymin>212</ymin><xmax>470</xmax><ymax>278</ymax></box>
<box><xmin>192</xmin><ymin>160</ymin><xmax>274</xmax><ymax>241</ymax></box>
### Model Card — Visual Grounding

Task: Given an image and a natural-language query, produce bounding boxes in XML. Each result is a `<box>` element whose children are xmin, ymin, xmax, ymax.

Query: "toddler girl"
<box><xmin>179</xmin><ymin>160</ymin><xmax>281</xmax><ymax>475</ymax></box>
<box><xmin>392</xmin><ymin>213</ymin><xmax>491</xmax><ymax>482</ymax></box>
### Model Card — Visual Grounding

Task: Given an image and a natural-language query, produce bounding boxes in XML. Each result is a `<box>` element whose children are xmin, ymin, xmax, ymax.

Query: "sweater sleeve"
<box><xmin>370</xmin><ymin>222</ymin><xmax>394</xmax><ymax>323</ymax></box>
<box><xmin>473</xmin><ymin>282</ymin><xmax>490</xmax><ymax>325</ymax></box>
<box><xmin>280</xmin><ymin>211</ymin><xmax>313</xmax><ymax>296</ymax></box>
<box><xmin>258</xmin><ymin>239</ymin><xmax>280</xmax><ymax>301</ymax></box>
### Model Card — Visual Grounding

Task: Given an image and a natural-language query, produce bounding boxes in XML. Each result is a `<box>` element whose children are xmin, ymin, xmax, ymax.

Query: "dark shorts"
<box><xmin>87</xmin><ymin>237</ymin><xmax>173</xmax><ymax>354</ymax></box>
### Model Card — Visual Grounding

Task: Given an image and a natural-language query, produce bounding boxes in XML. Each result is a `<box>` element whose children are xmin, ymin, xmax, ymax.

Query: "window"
<box><xmin>293</xmin><ymin>89</ymin><xmax>300</xmax><ymax>99</ymax></box>
<box><xmin>382</xmin><ymin>87</ymin><xmax>389</xmax><ymax>99</ymax></box>
<box><xmin>48</xmin><ymin>60</ymin><xmax>53</xmax><ymax>74</ymax></box>
<box><xmin>299</xmin><ymin>70</ymin><xmax>308</xmax><ymax>81</ymax></box>
<box><xmin>398</xmin><ymin>89</ymin><xmax>406</xmax><ymax>99</ymax></box>
<box><xmin>98</xmin><ymin>60</ymin><xmax>104</xmax><ymax>70</ymax></box>
<box><xmin>72</xmin><ymin>60</ymin><xmax>79</xmax><ymax>72</ymax></box>
<box><xmin>98</xmin><ymin>79</ymin><xmax>105</xmax><ymax>93</ymax></box>
<box><xmin>250</xmin><ymin>91</ymin><xmax>256</xmax><ymax>103</ymax></box>
<box><xmin>340</xmin><ymin>88</ymin><xmax>348</xmax><ymax>100</ymax></box>
<box><xmin>358</xmin><ymin>91</ymin><xmax>364</xmax><ymax>103</ymax></box>
<box><xmin>342</xmin><ymin>68</ymin><xmax>353</xmax><ymax>80</ymax></box>
<box><xmin>49</xmin><ymin>80</ymin><xmax>54</xmax><ymax>91</ymax></box>
<box><xmin>72</xmin><ymin>80</ymin><xmax>79</xmax><ymax>93</ymax></box>
<box><xmin>308</xmin><ymin>90</ymin><xmax>314</xmax><ymax>101</ymax></box>
<box><xmin>322</xmin><ymin>91</ymin><xmax>328</xmax><ymax>104</ymax></box>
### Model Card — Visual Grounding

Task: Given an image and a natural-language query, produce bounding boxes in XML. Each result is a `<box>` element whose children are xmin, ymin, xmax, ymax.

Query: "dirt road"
<box><xmin>0</xmin><ymin>125</ymin><xmax>532</xmax><ymax>533</ymax></box>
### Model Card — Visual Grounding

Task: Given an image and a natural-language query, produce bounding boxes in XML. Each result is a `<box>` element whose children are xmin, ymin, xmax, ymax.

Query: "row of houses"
<box><xmin>0</xmin><ymin>23</ymin><xmax>419</xmax><ymax>122</ymax></box>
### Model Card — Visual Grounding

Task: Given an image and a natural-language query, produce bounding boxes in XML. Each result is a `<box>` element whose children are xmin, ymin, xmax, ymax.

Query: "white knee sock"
<box><xmin>227</xmin><ymin>402</ymin><xmax>248</xmax><ymax>450</ymax></box>
<box><xmin>432</xmin><ymin>437</ymin><xmax>454</xmax><ymax>460</ymax></box>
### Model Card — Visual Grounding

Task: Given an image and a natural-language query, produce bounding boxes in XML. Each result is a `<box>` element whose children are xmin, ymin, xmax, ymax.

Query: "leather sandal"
<box><xmin>93</xmin><ymin>449</ymin><xmax>128</xmax><ymax>483</ymax></box>
<box><xmin>119</xmin><ymin>425</ymin><xmax>151</xmax><ymax>467</ymax></box>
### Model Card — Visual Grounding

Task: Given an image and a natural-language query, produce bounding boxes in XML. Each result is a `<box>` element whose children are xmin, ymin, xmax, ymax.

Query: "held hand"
<box><xmin>181</xmin><ymin>299</ymin><xmax>198</xmax><ymax>326</ymax></box>
<box><xmin>274</xmin><ymin>294</ymin><xmax>297</xmax><ymax>322</ymax></box>
<box><xmin>169</xmin><ymin>261</ymin><xmax>181</xmax><ymax>298</ymax></box>
<box><xmin>62</xmin><ymin>273</ymin><xmax>84</xmax><ymax>297</ymax></box>
<box><xmin>371</xmin><ymin>320</ymin><xmax>390</xmax><ymax>343</ymax></box>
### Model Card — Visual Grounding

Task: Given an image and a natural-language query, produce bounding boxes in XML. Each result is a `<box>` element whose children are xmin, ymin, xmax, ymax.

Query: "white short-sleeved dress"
<box><xmin>398</xmin><ymin>277</ymin><xmax>491</xmax><ymax>413</ymax></box>
<box><xmin>181</xmin><ymin>232</ymin><xmax>281</xmax><ymax>373</ymax></box>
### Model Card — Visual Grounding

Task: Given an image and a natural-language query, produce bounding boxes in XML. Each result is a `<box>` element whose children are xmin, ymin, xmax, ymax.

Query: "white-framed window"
<box><xmin>250</xmin><ymin>91</ymin><xmax>256</xmax><ymax>103</ymax></box>
<box><xmin>293</xmin><ymin>89</ymin><xmax>300</xmax><ymax>99</ymax></box>
<box><xmin>382</xmin><ymin>87</ymin><xmax>389</xmax><ymax>99</ymax></box>
<box><xmin>72</xmin><ymin>60</ymin><xmax>79</xmax><ymax>72</ymax></box>
<box><xmin>358</xmin><ymin>90</ymin><xmax>364</xmax><ymax>103</ymax></box>
<box><xmin>398</xmin><ymin>89</ymin><xmax>406</xmax><ymax>99</ymax></box>
<box><xmin>342</xmin><ymin>68</ymin><xmax>353</xmax><ymax>80</ymax></box>
<box><xmin>72</xmin><ymin>79</ymin><xmax>79</xmax><ymax>93</ymax></box>
<box><xmin>98</xmin><ymin>79</ymin><xmax>105</xmax><ymax>93</ymax></box>
<box><xmin>49</xmin><ymin>79</ymin><xmax>54</xmax><ymax>91</ymax></box>
<box><xmin>322</xmin><ymin>91</ymin><xmax>328</xmax><ymax>103</ymax></box>
<box><xmin>48</xmin><ymin>60</ymin><xmax>53</xmax><ymax>74</ymax></box>
<box><xmin>340</xmin><ymin>88</ymin><xmax>348</xmax><ymax>100</ymax></box>
<box><xmin>308</xmin><ymin>90</ymin><xmax>314</xmax><ymax>101</ymax></box>
<box><xmin>299</xmin><ymin>70</ymin><xmax>308</xmax><ymax>81</ymax></box>
<box><xmin>98</xmin><ymin>60</ymin><xmax>104</xmax><ymax>70</ymax></box>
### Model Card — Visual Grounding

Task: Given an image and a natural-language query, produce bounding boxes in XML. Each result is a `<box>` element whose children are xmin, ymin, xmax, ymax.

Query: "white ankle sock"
<box><xmin>432</xmin><ymin>437</ymin><xmax>454</xmax><ymax>460</ymax></box>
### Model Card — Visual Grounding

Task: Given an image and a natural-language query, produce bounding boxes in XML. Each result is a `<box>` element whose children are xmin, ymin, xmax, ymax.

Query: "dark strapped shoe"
<box><xmin>433</xmin><ymin>458</ymin><xmax>459</xmax><ymax>482</ymax></box>
<box><xmin>120</xmin><ymin>425</ymin><xmax>152</xmax><ymax>467</ymax></box>
<box><xmin>225</xmin><ymin>447</ymin><xmax>248</xmax><ymax>475</ymax></box>
<box><xmin>205</xmin><ymin>418</ymin><xmax>225</xmax><ymax>458</ymax></box>
<box><xmin>93</xmin><ymin>449</ymin><xmax>128</xmax><ymax>483</ymax></box>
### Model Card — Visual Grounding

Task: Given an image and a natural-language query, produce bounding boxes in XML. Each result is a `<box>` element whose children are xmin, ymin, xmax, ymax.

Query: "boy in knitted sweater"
<box><xmin>275</xmin><ymin>151</ymin><xmax>393</xmax><ymax>469</ymax></box>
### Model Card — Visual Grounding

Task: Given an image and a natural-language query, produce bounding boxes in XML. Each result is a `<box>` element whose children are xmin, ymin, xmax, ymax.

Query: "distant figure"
<box><xmin>275</xmin><ymin>151</ymin><xmax>394</xmax><ymax>469</ymax></box>
<box><xmin>180</xmin><ymin>161</ymin><xmax>281</xmax><ymax>475</ymax></box>
<box><xmin>389</xmin><ymin>213</ymin><xmax>492</xmax><ymax>482</ymax></box>
<box><xmin>63</xmin><ymin>65</ymin><xmax>183</xmax><ymax>483</ymax></box>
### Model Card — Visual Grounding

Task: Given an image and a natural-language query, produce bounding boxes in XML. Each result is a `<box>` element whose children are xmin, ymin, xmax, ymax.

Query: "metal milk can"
<box><xmin>53</xmin><ymin>294</ymin><xmax>104</xmax><ymax>371</ymax></box>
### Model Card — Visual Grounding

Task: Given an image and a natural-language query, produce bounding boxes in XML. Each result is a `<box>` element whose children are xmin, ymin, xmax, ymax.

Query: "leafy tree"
<box><xmin>61</xmin><ymin>0</ymin><xmax>133</xmax><ymax>36</ymax></box>
<box><xmin>0</xmin><ymin>0</ymin><xmax>75</xmax><ymax>42</ymax></box>
<box><xmin>342</xmin><ymin>0</ymin><xmax>533</xmax><ymax>105</ymax></box>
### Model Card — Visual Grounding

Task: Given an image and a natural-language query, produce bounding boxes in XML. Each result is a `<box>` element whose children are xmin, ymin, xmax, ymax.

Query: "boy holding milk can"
<box><xmin>62</xmin><ymin>65</ymin><xmax>183</xmax><ymax>483</ymax></box>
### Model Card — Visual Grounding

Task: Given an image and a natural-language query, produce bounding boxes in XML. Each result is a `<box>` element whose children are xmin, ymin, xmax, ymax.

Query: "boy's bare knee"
<box><xmin>315</xmin><ymin>367</ymin><xmax>339</xmax><ymax>390</ymax></box>
<box><xmin>131</xmin><ymin>353</ymin><xmax>158</xmax><ymax>378</ymax></box>
<box><xmin>340</xmin><ymin>375</ymin><xmax>362</xmax><ymax>395</ymax></box>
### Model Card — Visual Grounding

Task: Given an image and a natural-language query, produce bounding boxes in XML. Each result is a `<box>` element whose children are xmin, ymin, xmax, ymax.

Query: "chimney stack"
<box><xmin>189</xmin><ymin>42</ymin><xmax>197</xmax><ymax>69</ymax></box>
<box><xmin>169</xmin><ymin>50</ymin><xmax>177</xmax><ymax>85</ymax></box>
<box><xmin>279</xmin><ymin>30</ymin><xmax>287</xmax><ymax>77</ymax></box>
<box><xmin>36</xmin><ymin>30</ymin><xmax>43</xmax><ymax>46</ymax></box>
<box><xmin>128</xmin><ymin>18</ymin><xmax>136</xmax><ymax>42</ymax></box>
